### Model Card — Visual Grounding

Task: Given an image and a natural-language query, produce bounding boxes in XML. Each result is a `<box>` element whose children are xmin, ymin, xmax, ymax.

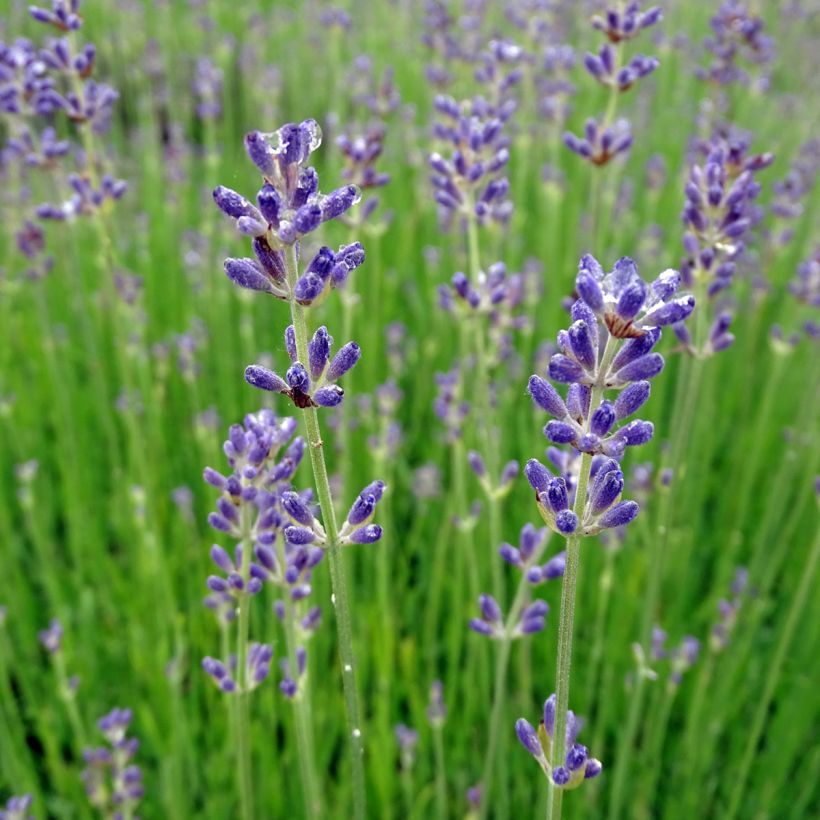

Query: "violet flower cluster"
<box><xmin>0</xmin><ymin>795</ymin><xmax>33</xmax><ymax>820</ymax></box>
<box><xmin>27</xmin><ymin>2</ymin><xmax>119</xmax><ymax>132</ymax></box>
<box><xmin>202</xmin><ymin>409</ymin><xmax>315</xmax><ymax>694</ymax></box>
<box><xmin>516</xmin><ymin>693</ymin><xmax>602</xmax><ymax>790</ymax></box>
<box><xmin>698</xmin><ymin>1</ymin><xmax>774</xmax><ymax>89</ymax></box>
<box><xmin>1</xmin><ymin>1</ymin><xmax>124</xmax><ymax>277</ymax></box>
<box><xmin>245</xmin><ymin>325</ymin><xmax>361</xmax><ymax>409</ymax></box>
<box><xmin>525</xmin><ymin>255</ymin><xmax>694</xmax><ymax>537</ymax></box>
<box><xmin>651</xmin><ymin>626</ymin><xmax>701</xmax><ymax>688</ymax></box>
<box><xmin>335</xmin><ymin>57</ymin><xmax>399</xmax><ymax>229</ymax></box>
<box><xmin>676</xmin><ymin>129</ymin><xmax>773</xmax><ymax>356</ymax></box>
<box><xmin>81</xmin><ymin>708</ymin><xmax>144</xmax><ymax>818</ymax></box>
<box><xmin>768</xmin><ymin>139</ymin><xmax>820</xmax><ymax>248</ymax></box>
<box><xmin>212</xmin><ymin>121</ymin><xmax>371</xmax><ymax>409</ymax></box>
<box><xmin>564</xmin><ymin>2</ymin><xmax>662</xmax><ymax>166</ymax></box>
<box><xmin>438</xmin><ymin>260</ymin><xmax>532</xmax><ymax>365</ymax></box>
<box><xmin>429</xmin><ymin>94</ymin><xmax>512</xmax><ymax>229</ymax></box>
<box><xmin>469</xmin><ymin>523</ymin><xmax>564</xmax><ymax>639</ymax></box>
<box><xmin>710</xmin><ymin>566</ymin><xmax>749</xmax><ymax>651</ymax></box>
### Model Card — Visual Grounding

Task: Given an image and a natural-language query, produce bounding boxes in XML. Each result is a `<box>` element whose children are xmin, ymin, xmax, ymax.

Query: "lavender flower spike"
<box><xmin>515</xmin><ymin>694</ymin><xmax>602</xmax><ymax>790</ymax></box>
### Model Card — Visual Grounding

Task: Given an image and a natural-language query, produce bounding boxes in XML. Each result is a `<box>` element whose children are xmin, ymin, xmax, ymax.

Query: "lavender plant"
<box><xmin>471</xmin><ymin>522</ymin><xmax>565</xmax><ymax>816</ymax></box>
<box><xmin>516</xmin><ymin>693</ymin><xmax>602</xmax><ymax>790</ymax></box>
<box><xmin>0</xmin><ymin>796</ymin><xmax>33</xmax><ymax>820</ymax></box>
<box><xmin>676</xmin><ymin>128</ymin><xmax>773</xmax><ymax>356</ymax></box>
<box><xmin>564</xmin><ymin>2</ymin><xmax>662</xmax><ymax>166</ymax></box>
<box><xmin>201</xmin><ymin>408</ymin><xmax>323</xmax><ymax>815</ymax></box>
<box><xmin>81</xmin><ymin>708</ymin><xmax>143</xmax><ymax>819</ymax></box>
<box><xmin>213</xmin><ymin>119</ymin><xmax>384</xmax><ymax>820</ymax></box>
<box><xmin>525</xmin><ymin>253</ymin><xmax>693</xmax><ymax>819</ymax></box>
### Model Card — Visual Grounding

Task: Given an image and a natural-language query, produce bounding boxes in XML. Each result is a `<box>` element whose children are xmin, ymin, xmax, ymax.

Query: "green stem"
<box><xmin>725</xmin><ymin>528</ymin><xmax>820</xmax><ymax>819</ymax></box>
<box><xmin>639</xmin><ymin>684</ymin><xmax>677</xmax><ymax>811</ymax></box>
<box><xmin>53</xmin><ymin>651</ymin><xmax>87</xmax><ymax>750</ymax></box>
<box><xmin>479</xmin><ymin>569</ymin><xmax>535</xmax><ymax>819</ymax></box>
<box><xmin>285</xmin><ymin>244</ymin><xmax>366</xmax><ymax>820</ymax></box>
<box><xmin>584</xmin><ymin>544</ymin><xmax>616</xmax><ymax>709</ymax></box>
<box><xmin>547</xmin><ymin>463</ymin><xmax>588</xmax><ymax>820</ymax></box>
<box><xmin>235</xmin><ymin>505</ymin><xmax>254</xmax><ymax>820</ymax></box>
<box><xmin>465</xmin><ymin>213</ymin><xmax>504</xmax><ymax>598</ymax></box>
<box><xmin>607</xmin><ymin>672</ymin><xmax>648</xmax><ymax>820</ymax></box>
<box><xmin>639</xmin><ymin>274</ymin><xmax>708</xmax><ymax>648</ymax></box>
<box><xmin>282</xmin><ymin>593</ymin><xmax>323</xmax><ymax>819</ymax></box>
<box><xmin>433</xmin><ymin>724</ymin><xmax>447</xmax><ymax>820</ymax></box>
<box><xmin>548</xmin><ymin>336</ymin><xmax>617</xmax><ymax>820</ymax></box>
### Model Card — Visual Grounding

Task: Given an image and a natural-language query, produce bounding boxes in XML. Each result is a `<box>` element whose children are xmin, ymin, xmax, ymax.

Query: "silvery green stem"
<box><xmin>466</xmin><ymin>212</ymin><xmax>503</xmax><ymax>600</ymax></box>
<box><xmin>52</xmin><ymin>650</ymin><xmax>87</xmax><ymax>750</ymax></box>
<box><xmin>285</xmin><ymin>244</ymin><xmax>366</xmax><ymax>820</ymax></box>
<box><xmin>724</xmin><ymin>528</ymin><xmax>819</xmax><ymax>819</ymax></box>
<box><xmin>607</xmin><ymin>669</ymin><xmax>648</xmax><ymax>820</ymax></box>
<box><xmin>433</xmin><ymin>723</ymin><xmax>447</xmax><ymax>820</ymax></box>
<box><xmin>546</xmin><ymin>461</ymin><xmax>589</xmax><ymax>820</ymax></box>
<box><xmin>584</xmin><ymin>544</ymin><xmax>616</xmax><ymax>709</ymax></box>
<box><xmin>234</xmin><ymin>504</ymin><xmax>254</xmax><ymax>820</ymax></box>
<box><xmin>548</xmin><ymin>336</ymin><xmax>617</xmax><ymax>820</ymax></box>
<box><xmin>479</xmin><ymin>570</ymin><xmax>535</xmax><ymax>819</ymax></box>
<box><xmin>281</xmin><ymin>591</ymin><xmax>322</xmax><ymax>819</ymax></box>
<box><xmin>640</xmin><ymin>271</ymin><xmax>708</xmax><ymax>649</ymax></box>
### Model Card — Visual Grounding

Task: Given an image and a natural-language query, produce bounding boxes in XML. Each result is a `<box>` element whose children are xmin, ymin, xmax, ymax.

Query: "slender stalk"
<box><xmin>725</xmin><ymin>528</ymin><xmax>820</xmax><ymax>819</ymax></box>
<box><xmin>546</xmin><ymin>462</ymin><xmax>588</xmax><ymax>820</ymax></box>
<box><xmin>52</xmin><ymin>650</ymin><xmax>87</xmax><ymax>750</ymax></box>
<box><xmin>583</xmin><ymin>544</ymin><xmax>617</xmax><ymax>710</ymax></box>
<box><xmin>281</xmin><ymin>592</ymin><xmax>322</xmax><ymax>819</ymax></box>
<box><xmin>234</xmin><ymin>505</ymin><xmax>254</xmax><ymax>820</ymax></box>
<box><xmin>639</xmin><ymin>274</ymin><xmax>708</xmax><ymax>647</ymax></box>
<box><xmin>433</xmin><ymin>724</ymin><xmax>448</xmax><ymax>820</ymax></box>
<box><xmin>285</xmin><ymin>244</ymin><xmax>366</xmax><ymax>819</ymax></box>
<box><xmin>465</xmin><ymin>212</ymin><xmax>504</xmax><ymax>599</ymax></box>
<box><xmin>639</xmin><ymin>685</ymin><xmax>677</xmax><ymax>811</ymax></box>
<box><xmin>479</xmin><ymin>567</ymin><xmax>537</xmax><ymax>819</ymax></box>
<box><xmin>606</xmin><ymin>671</ymin><xmax>648</xmax><ymax>820</ymax></box>
<box><xmin>547</xmin><ymin>336</ymin><xmax>617</xmax><ymax>820</ymax></box>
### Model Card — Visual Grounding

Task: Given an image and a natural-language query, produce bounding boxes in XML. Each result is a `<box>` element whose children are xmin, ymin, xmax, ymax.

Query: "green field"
<box><xmin>1</xmin><ymin>1</ymin><xmax>818</xmax><ymax>818</ymax></box>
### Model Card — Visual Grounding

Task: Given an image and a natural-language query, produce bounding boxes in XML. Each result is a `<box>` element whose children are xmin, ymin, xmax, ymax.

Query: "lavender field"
<box><xmin>1</xmin><ymin>1</ymin><xmax>818</xmax><ymax>818</ymax></box>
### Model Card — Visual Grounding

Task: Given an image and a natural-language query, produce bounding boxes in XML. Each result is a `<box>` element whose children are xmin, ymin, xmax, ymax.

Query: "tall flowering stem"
<box><xmin>283</xmin><ymin>243</ymin><xmax>366</xmax><ymax>816</ymax></box>
<box><xmin>523</xmin><ymin>254</ymin><xmax>694</xmax><ymax>819</ymax></box>
<box><xmin>214</xmin><ymin>120</ymin><xmax>382</xmax><ymax>820</ymax></box>
<box><xmin>471</xmin><ymin>525</ymin><xmax>562</xmax><ymax>817</ymax></box>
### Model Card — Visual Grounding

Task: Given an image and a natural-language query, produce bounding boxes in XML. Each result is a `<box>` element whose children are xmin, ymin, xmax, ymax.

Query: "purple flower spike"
<box><xmin>555</xmin><ymin>510</ymin><xmax>578</xmax><ymax>534</ymax></box>
<box><xmin>479</xmin><ymin>594</ymin><xmax>503</xmax><ymax>624</ymax></box>
<box><xmin>528</xmin><ymin>375</ymin><xmax>568</xmax><ymax>418</ymax></box>
<box><xmin>245</xmin><ymin>365</ymin><xmax>288</xmax><ymax>393</ymax></box>
<box><xmin>349</xmin><ymin>525</ymin><xmax>383</xmax><ymax>544</ymax></box>
<box><xmin>553</xmin><ymin>767</ymin><xmax>571</xmax><ymax>786</ymax></box>
<box><xmin>598</xmin><ymin>500</ymin><xmax>639</xmax><ymax>529</ymax></box>
<box><xmin>313</xmin><ymin>385</ymin><xmax>344</xmax><ymax>407</ymax></box>
<box><xmin>614</xmin><ymin>353</ymin><xmax>664</xmax><ymax>383</ymax></box>
<box><xmin>327</xmin><ymin>342</ymin><xmax>361</xmax><ymax>381</ymax></box>
<box><xmin>224</xmin><ymin>258</ymin><xmax>278</xmax><ymax>294</ymax></box>
<box><xmin>525</xmin><ymin>459</ymin><xmax>552</xmax><ymax>493</ymax></box>
<box><xmin>584</xmin><ymin>759</ymin><xmax>603</xmax><ymax>778</ymax></box>
<box><xmin>515</xmin><ymin>719</ymin><xmax>544</xmax><ymax>758</ymax></box>
<box><xmin>549</xmin><ymin>355</ymin><xmax>586</xmax><ymax>384</ymax></box>
<box><xmin>566</xmin><ymin>743</ymin><xmax>588</xmax><ymax>771</ymax></box>
<box><xmin>308</xmin><ymin>326</ymin><xmax>331</xmax><ymax>381</ymax></box>
<box><xmin>614</xmin><ymin>381</ymin><xmax>651</xmax><ymax>419</ymax></box>
<box><xmin>543</xmin><ymin>551</ymin><xmax>567</xmax><ymax>579</ymax></box>
<box><xmin>245</xmin><ymin>131</ymin><xmax>276</xmax><ymax>176</ymax></box>
<box><xmin>545</xmin><ymin>421</ymin><xmax>577</xmax><ymax>445</ymax></box>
